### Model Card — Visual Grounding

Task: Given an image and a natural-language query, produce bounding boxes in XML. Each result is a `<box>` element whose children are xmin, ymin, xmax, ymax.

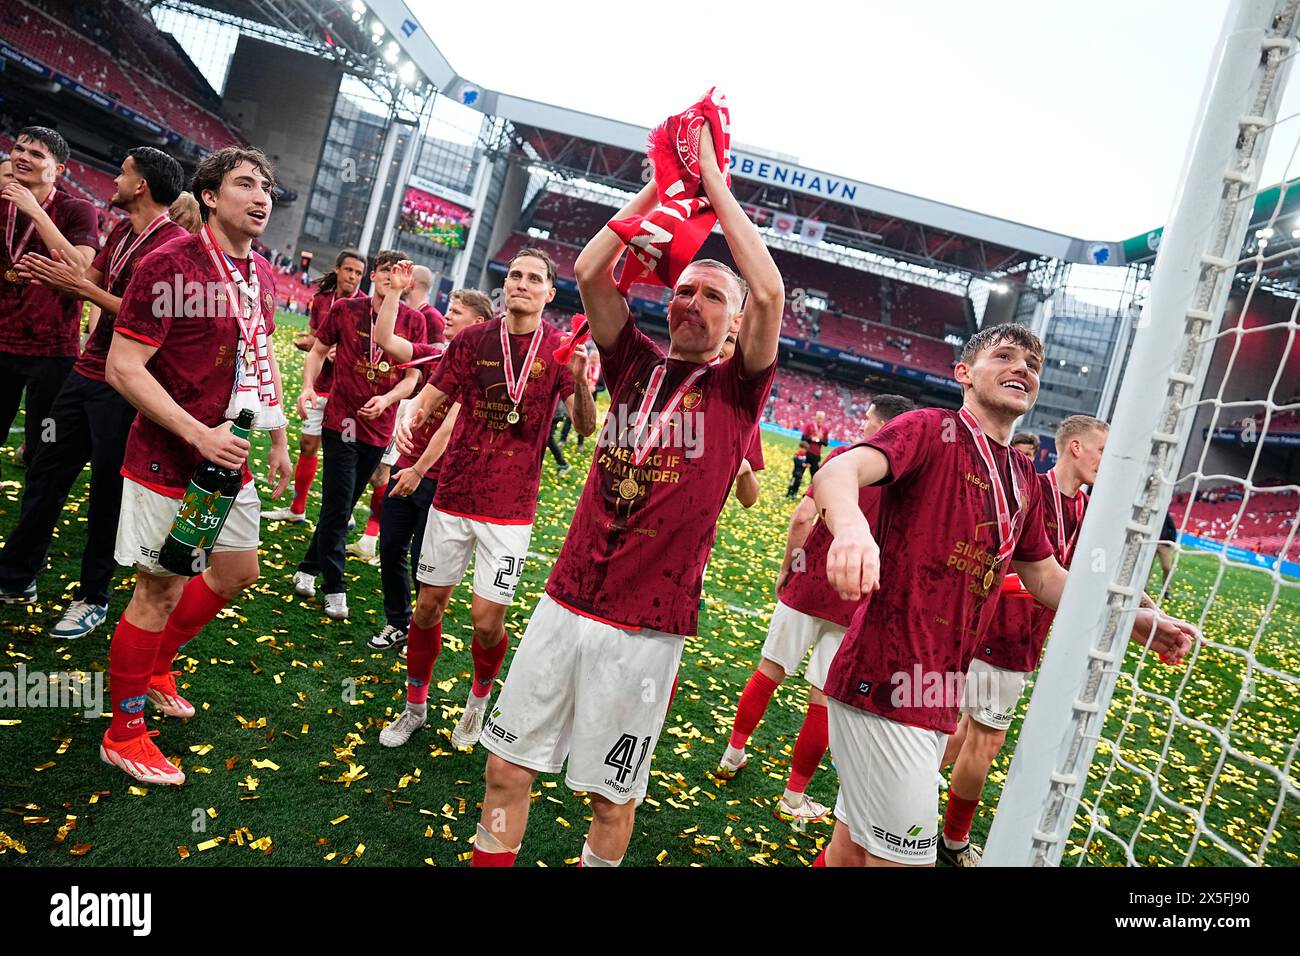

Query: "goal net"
<box><xmin>984</xmin><ymin>0</ymin><xmax>1300</xmax><ymax>866</ymax></box>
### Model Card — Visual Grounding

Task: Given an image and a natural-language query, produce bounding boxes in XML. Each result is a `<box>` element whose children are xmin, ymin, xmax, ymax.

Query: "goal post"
<box><xmin>983</xmin><ymin>0</ymin><xmax>1300</xmax><ymax>867</ymax></box>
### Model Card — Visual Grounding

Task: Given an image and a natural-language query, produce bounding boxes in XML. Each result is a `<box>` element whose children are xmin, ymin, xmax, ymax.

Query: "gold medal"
<box><xmin>2</xmin><ymin>268</ymin><xmax>16</xmax><ymax>284</ymax></box>
<box><xmin>506</xmin><ymin>407</ymin><xmax>521</xmax><ymax>425</ymax></box>
<box><xmin>618</xmin><ymin>477</ymin><xmax>641</xmax><ymax>500</ymax></box>
<box><xmin>366</xmin><ymin>368</ymin><xmax>376</xmax><ymax>382</ymax></box>
<box><xmin>681</xmin><ymin>389</ymin><xmax>702</xmax><ymax>410</ymax></box>
<box><xmin>983</xmin><ymin>567</ymin><xmax>996</xmax><ymax>591</ymax></box>
<box><xmin>378</xmin><ymin>361</ymin><xmax>390</xmax><ymax>373</ymax></box>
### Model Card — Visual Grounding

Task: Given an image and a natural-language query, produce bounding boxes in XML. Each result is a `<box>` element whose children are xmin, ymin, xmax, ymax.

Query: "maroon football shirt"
<box><xmin>429</xmin><ymin>317</ymin><xmax>574</xmax><ymax>524</ymax></box>
<box><xmin>822</xmin><ymin>407</ymin><xmax>1054</xmax><ymax>733</ymax></box>
<box><xmin>744</xmin><ymin>429</ymin><xmax>765</xmax><ymax>472</ymax></box>
<box><xmin>76</xmin><ymin>218</ymin><xmax>188</xmax><ymax>382</ymax></box>
<box><xmin>315</xmin><ymin>295</ymin><xmax>425</xmax><ymax>449</ymax></box>
<box><xmin>779</xmin><ymin>447</ymin><xmax>878</xmax><ymax>629</ymax></box>
<box><xmin>979</xmin><ymin>471</ymin><xmax>1088</xmax><ymax>673</ymax></box>
<box><xmin>0</xmin><ymin>189</ymin><xmax>100</xmax><ymax>358</ymax></box>
<box><xmin>419</xmin><ymin>302</ymin><xmax>445</xmax><ymax>344</ymax></box>
<box><xmin>546</xmin><ymin>321</ymin><xmax>778</xmax><ymax>635</ymax></box>
<box><xmin>114</xmin><ymin>233</ymin><xmax>277</xmax><ymax>497</ymax></box>
<box><xmin>308</xmin><ymin>288</ymin><xmax>362</xmax><ymax>396</ymax></box>
<box><xmin>802</xmin><ymin>421</ymin><xmax>828</xmax><ymax>456</ymax></box>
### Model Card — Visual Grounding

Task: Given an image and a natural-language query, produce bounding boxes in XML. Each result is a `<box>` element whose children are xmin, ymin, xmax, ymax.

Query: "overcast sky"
<box><xmin>410</xmin><ymin>0</ymin><xmax>1300</xmax><ymax>241</ymax></box>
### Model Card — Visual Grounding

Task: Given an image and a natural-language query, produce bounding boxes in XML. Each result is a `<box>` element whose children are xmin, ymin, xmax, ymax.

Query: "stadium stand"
<box><xmin>4</xmin><ymin>0</ymin><xmax>244</xmax><ymax>150</ymax></box>
<box><xmin>1169</xmin><ymin>488</ymin><xmax>1300</xmax><ymax>563</ymax></box>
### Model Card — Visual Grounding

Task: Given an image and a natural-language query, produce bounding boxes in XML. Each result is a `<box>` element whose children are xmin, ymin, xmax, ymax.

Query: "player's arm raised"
<box><xmin>697</xmin><ymin>130</ymin><xmax>784</xmax><ymax>377</ymax></box>
<box><xmin>373</xmin><ymin>260</ymin><xmax>415</xmax><ymax>363</ymax></box>
<box><xmin>814</xmin><ymin>445</ymin><xmax>891</xmax><ymax>601</ymax></box>
<box><xmin>563</xmin><ymin>347</ymin><xmax>597</xmax><ymax>437</ymax></box>
<box><xmin>107</xmin><ymin>334</ymin><xmax>248</xmax><ymax>470</ymax></box>
<box><xmin>574</xmin><ymin>179</ymin><xmax>658</xmax><ymax>350</ymax></box>
<box><xmin>1014</xmin><ymin>556</ymin><xmax>1197</xmax><ymax>664</ymax></box>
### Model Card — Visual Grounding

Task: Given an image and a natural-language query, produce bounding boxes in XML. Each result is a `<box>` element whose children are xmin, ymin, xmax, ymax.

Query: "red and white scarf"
<box><xmin>608</xmin><ymin>87</ymin><xmax>732</xmax><ymax>295</ymax></box>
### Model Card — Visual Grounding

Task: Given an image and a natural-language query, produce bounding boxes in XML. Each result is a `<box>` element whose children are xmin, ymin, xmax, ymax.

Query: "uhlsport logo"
<box><xmin>49</xmin><ymin>886</ymin><xmax>152</xmax><ymax>936</ymax></box>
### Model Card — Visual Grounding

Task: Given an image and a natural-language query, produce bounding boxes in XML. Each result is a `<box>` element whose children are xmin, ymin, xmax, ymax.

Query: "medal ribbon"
<box><xmin>1048</xmin><ymin>469</ymin><xmax>1087</xmax><ymax>566</ymax></box>
<box><xmin>396</xmin><ymin>346</ymin><xmax>447</xmax><ymax>369</ymax></box>
<box><xmin>368</xmin><ymin>305</ymin><xmax>384</xmax><ymax>369</ymax></box>
<box><xmin>200</xmin><ymin>223</ymin><xmax>261</xmax><ymax>357</ymax></box>
<box><xmin>499</xmin><ymin>319</ymin><xmax>546</xmax><ymax>408</ymax></box>
<box><xmin>628</xmin><ymin>360</ymin><xmax>712</xmax><ymax>467</ymax></box>
<box><xmin>107</xmin><ymin>212</ymin><xmax>171</xmax><ymax>290</ymax></box>
<box><xmin>5</xmin><ymin>186</ymin><xmax>58</xmax><ymax>268</ymax></box>
<box><xmin>957</xmin><ymin>406</ymin><xmax>1021</xmax><ymax>567</ymax></box>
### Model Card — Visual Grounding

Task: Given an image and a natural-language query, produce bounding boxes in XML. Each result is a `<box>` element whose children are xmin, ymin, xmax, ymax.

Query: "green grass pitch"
<box><xmin>0</xmin><ymin>313</ymin><xmax>1295</xmax><ymax>867</ymax></box>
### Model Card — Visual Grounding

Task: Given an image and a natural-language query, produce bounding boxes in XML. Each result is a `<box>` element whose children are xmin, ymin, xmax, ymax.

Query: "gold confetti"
<box><xmin>68</xmin><ymin>844</ymin><xmax>92</xmax><ymax>857</ymax></box>
<box><xmin>250</xmin><ymin>758</ymin><xmax>280</xmax><ymax>771</ymax></box>
<box><xmin>330</xmin><ymin>815</ymin><xmax>349</xmax><ymax>825</ymax></box>
<box><xmin>177</xmin><ymin>846</ymin><xmax>190</xmax><ymax>859</ymax></box>
<box><xmin>33</xmin><ymin>761</ymin><xmax>55</xmax><ymax>772</ymax></box>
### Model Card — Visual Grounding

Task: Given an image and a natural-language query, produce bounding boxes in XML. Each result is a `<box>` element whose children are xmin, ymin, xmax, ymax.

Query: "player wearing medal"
<box><xmin>264</xmin><ymin>249</ymin><xmax>366</xmax><ymax>524</ymax></box>
<box><xmin>0</xmin><ymin>147</ymin><xmax>186</xmax><ymax>637</ymax></box>
<box><xmin>292</xmin><ymin>251</ymin><xmax>424</xmax><ymax>620</ymax></box>
<box><xmin>718</xmin><ymin>395</ymin><xmax>915</xmax><ymax>823</ymax></box>
<box><xmin>810</xmin><ymin>325</ymin><xmax>1196</xmax><ymax>866</ymax></box>
<box><xmin>377</xmin><ymin>247</ymin><xmax>596</xmax><ymax>751</ymax></box>
<box><xmin>99</xmin><ymin>147</ymin><xmax>292</xmax><ymax>785</ymax></box>
<box><xmin>345</xmin><ymin>266</ymin><xmax>444</xmax><ymax>562</ymax></box>
<box><xmin>366</xmin><ymin>274</ymin><xmax>492</xmax><ymax>653</ymax></box>
<box><xmin>937</xmin><ymin>414</ymin><xmax>1108</xmax><ymax>867</ymax></box>
<box><xmin>0</xmin><ymin>128</ymin><xmax>99</xmax><ymax>478</ymax></box>
<box><xmin>467</xmin><ymin>126</ymin><xmax>783</xmax><ymax>868</ymax></box>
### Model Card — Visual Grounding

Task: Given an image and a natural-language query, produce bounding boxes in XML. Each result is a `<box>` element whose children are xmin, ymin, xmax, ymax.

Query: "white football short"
<box><xmin>760</xmin><ymin>600</ymin><xmax>846</xmax><ymax>691</ymax></box>
<box><xmin>479</xmin><ymin>594</ymin><xmax>685</xmax><ymax>805</ymax></box>
<box><xmin>301</xmin><ymin>394</ymin><xmax>327</xmax><ymax>437</ymax></box>
<box><xmin>115</xmin><ymin>477</ymin><xmax>261</xmax><ymax>576</ymax></box>
<box><xmin>827</xmin><ymin>700</ymin><xmax>948</xmax><ymax>865</ymax></box>
<box><xmin>415</xmin><ymin>507</ymin><xmax>531</xmax><ymax>605</ymax></box>
<box><xmin>961</xmin><ymin>657</ymin><xmax>1028</xmax><ymax>731</ymax></box>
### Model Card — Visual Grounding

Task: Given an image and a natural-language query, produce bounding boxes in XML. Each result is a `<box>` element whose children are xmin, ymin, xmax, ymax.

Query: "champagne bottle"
<box><xmin>158</xmin><ymin>408</ymin><xmax>256</xmax><ymax>576</ymax></box>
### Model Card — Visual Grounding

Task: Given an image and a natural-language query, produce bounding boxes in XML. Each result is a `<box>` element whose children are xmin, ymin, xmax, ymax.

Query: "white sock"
<box><xmin>723</xmin><ymin>744</ymin><xmax>746</xmax><ymax>766</ymax></box>
<box><xmin>465</xmin><ymin>689</ymin><xmax>489</xmax><ymax>711</ymax></box>
<box><xmin>359</xmin><ymin>534</ymin><xmax>377</xmax><ymax>547</ymax></box>
<box><xmin>781</xmin><ymin>787</ymin><xmax>804</xmax><ymax>806</ymax></box>
<box><xmin>581</xmin><ymin>839</ymin><xmax>622</xmax><ymax>868</ymax></box>
<box><xmin>475</xmin><ymin>823</ymin><xmax>519</xmax><ymax>855</ymax></box>
<box><xmin>405</xmin><ymin>701</ymin><xmax>426</xmax><ymax>718</ymax></box>
<box><xmin>942</xmin><ymin>834</ymin><xmax>967</xmax><ymax>850</ymax></box>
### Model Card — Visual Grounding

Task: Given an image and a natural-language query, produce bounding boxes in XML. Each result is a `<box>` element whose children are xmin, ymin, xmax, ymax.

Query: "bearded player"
<box><xmin>292</xmin><ymin>251</ymin><xmax>423</xmax><ymax>620</ymax></box>
<box><xmin>467</xmin><ymin>125</ymin><xmax>783</xmax><ymax>868</ymax></box>
<box><xmin>718</xmin><ymin>394</ymin><xmax>915</xmax><ymax>823</ymax></box>
<box><xmin>811</xmin><ymin>325</ymin><xmax>1195</xmax><ymax>867</ymax></box>
<box><xmin>376</xmin><ymin>247</ymin><xmax>596</xmax><ymax>750</ymax></box>
<box><xmin>100</xmin><ymin>147</ymin><xmax>292</xmax><ymax>785</ymax></box>
<box><xmin>937</xmin><ymin>414</ymin><xmax>1108</xmax><ymax>866</ymax></box>
<box><xmin>367</xmin><ymin>273</ymin><xmax>493</xmax><ymax>653</ymax></box>
<box><xmin>264</xmin><ymin>249</ymin><xmax>366</xmax><ymax>524</ymax></box>
<box><xmin>0</xmin><ymin>147</ymin><xmax>186</xmax><ymax>638</ymax></box>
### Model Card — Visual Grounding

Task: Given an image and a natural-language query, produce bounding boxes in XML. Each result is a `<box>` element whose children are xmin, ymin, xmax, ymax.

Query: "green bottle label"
<box><xmin>169</xmin><ymin>483</ymin><xmax>238</xmax><ymax>551</ymax></box>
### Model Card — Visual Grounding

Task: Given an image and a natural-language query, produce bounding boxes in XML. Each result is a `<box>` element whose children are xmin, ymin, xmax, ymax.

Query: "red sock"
<box><xmin>364</xmin><ymin>486</ymin><xmax>385</xmax><ymax>537</ymax></box>
<box><xmin>470</xmin><ymin>631</ymin><xmax>508</xmax><ymax>699</ymax></box>
<box><xmin>153</xmin><ymin>574</ymin><xmax>227</xmax><ymax>675</ymax></box>
<box><xmin>944</xmin><ymin>789</ymin><xmax>981</xmax><ymax>845</ymax></box>
<box><xmin>291</xmin><ymin>454</ymin><xmax>318</xmax><ymax>515</ymax></box>
<box><xmin>729</xmin><ymin>669</ymin><xmax>779</xmax><ymax>749</ymax></box>
<box><xmin>788</xmin><ymin>702</ymin><xmax>829</xmax><ymax>794</ymax></box>
<box><xmin>812</xmin><ymin>848</ymin><xmax>827</xmax><ymax>867</ymax></box>
<box><xmin>405</xmin><ymin>621</ymin><xmax>442</xmax><ymax>705</ymax></box>
<box><xmin>109</xmin><ymin>617</ymin><xmax>162</xmax><ymax>740</ymax></box>
<box><xmin>471</xmin><ymin>845</ymin><xmax>517</xmax><ymax>867</ymax></box>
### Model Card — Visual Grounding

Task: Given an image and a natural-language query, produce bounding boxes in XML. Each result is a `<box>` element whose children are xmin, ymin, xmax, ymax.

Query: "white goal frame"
<box><xmin>983</xmin><ymin>0</ymin><xmax>1300</xmax><ymax>867</ymax></box>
